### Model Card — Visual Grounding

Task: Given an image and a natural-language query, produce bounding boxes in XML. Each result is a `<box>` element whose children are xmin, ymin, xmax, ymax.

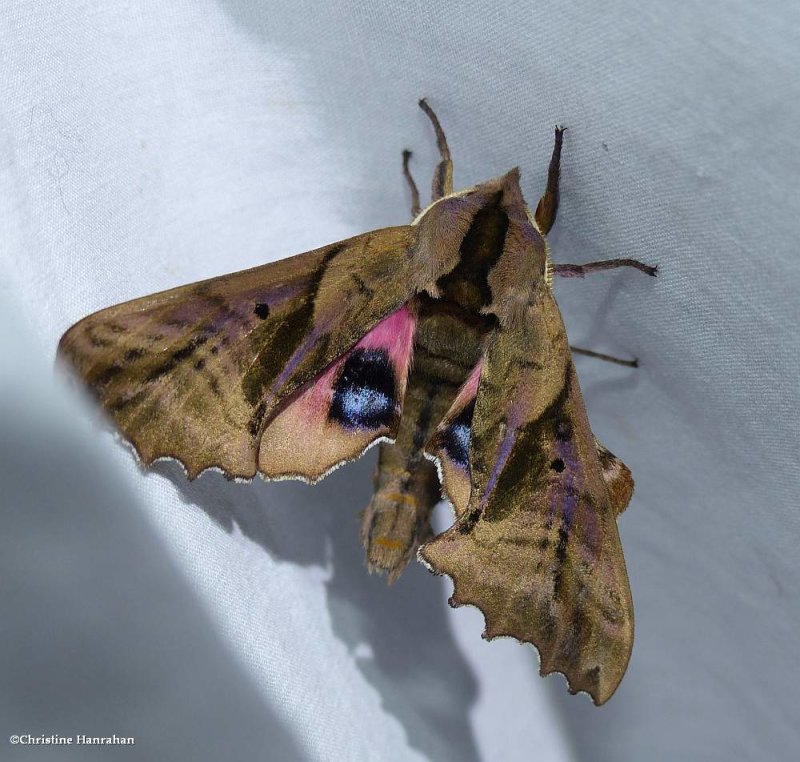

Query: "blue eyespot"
<box><xmin>441</xmin><ymin>399</ymin><xmax>475</xmax><ymax>470</ymax></box>
<box><xmin>329</xmin><ymin>348</ymin><xmax>397</xmax><ymax>430</ymax></box>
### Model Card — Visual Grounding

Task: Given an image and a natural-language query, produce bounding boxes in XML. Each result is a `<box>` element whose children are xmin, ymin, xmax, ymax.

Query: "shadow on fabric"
<box><xmin>154</xmin><ymin>452</ymin><xmax>481</xmax><ymax>762</ymax></box>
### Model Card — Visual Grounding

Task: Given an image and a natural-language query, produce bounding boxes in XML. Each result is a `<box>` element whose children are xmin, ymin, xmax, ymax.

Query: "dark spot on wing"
<box><xmin>440</xmin><ymin>399</ymin><xmax>475</xmax><ymax>471</ymax></box>
<box><xmin>550</xmin><ymin>458</ymin><xmax>565</xmax><ymax>472</ymax></box>
<box><xmin>254</xmin><ymin>302</ymin><xmax>270</xmax><ymax>319</ymax></box>
<box><xmin>328</xmin><ymin>347</ymin><xmax>397</xmax><ymax>430</ymax></box>
<box><xmin>242</xmin><ymin>243</ymin><xmax>345</xmax><ymax>408</ymax></box>
<box><xmin>242</xmin><ymin>298</ymin><xmax>314</xmax><ymax>404</ymax></box>
<box><xmin>194</xmin><ymin>358</ymin><xmax>205</xmax><ymax>371</ymax></box>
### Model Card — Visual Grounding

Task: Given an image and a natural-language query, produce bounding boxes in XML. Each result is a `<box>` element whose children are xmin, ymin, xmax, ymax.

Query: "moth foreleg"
<box><xmin>553</xmin><ymin>259</ymin><xmax>658</xmax><ymax>278</ymax></box>
<box><xmin>570</xmin><ymin>346</ymin><xmax>638</xmax><ymax>368</ymax></box>
<box><xmin>418</xmin><ymin>99</ymin><xmax>453</xmax><ymax>201</ymax></box>
<box><xmin>534</xmin><ymin>126</ymin><xmax>566</xmax><ymax>234</ymax></box>
<box><xmin>402</xmin><ymin>149</ymin><xmax>422</xmax><ymax>218</ymax></box>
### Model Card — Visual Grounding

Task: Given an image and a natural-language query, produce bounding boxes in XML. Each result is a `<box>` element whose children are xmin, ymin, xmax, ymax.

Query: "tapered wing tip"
<box><xmin>56</xmin><ymin>320</ymin><xmax>86</xmax><ymax>366</ymax></box>
<box><xmin>56</xmin><ymin>328</ymin><xmax>70</xmax><ymax>357</ymax></box>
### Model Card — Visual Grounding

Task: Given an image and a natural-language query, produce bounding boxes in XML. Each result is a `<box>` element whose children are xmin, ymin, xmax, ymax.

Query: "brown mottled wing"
<box><xmin>428</xmin><ymin>370</ymin><xmax>634</xmax><ymax>521</ymax></box>
<box><xmin>419</xmin><ymin>292</ymin><xmax>634</xmax><ymax>705</ymax></box>
<box><xmin>58</xmin><ymin>227</ymin><xmax>420</xmax><ymax>480</ymax></box>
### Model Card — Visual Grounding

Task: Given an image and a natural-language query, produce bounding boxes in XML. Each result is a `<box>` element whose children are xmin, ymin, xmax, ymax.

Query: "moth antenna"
<box><xmin>402</xmin><ymin>149</ymin><xmax>422</xmax><ymax>218</ymax></box>
<box><xmin>535</xmin><ymin>125</ymin><xmax>566</xmax><ymax>234</ymax></box>
<box><xmin>418</xmin><ymin>98</ymin><xmax>454</xmax><ymax>200</ymax></box>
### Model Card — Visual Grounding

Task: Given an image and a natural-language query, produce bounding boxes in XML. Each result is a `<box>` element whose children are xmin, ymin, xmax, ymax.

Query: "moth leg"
<box><xmin>402</xmin><ymin>149</ymin><xmax>422</xmax><ymax>218</ymax></box>
<box><xmin>534</xmin><ymin>126</ymin><xmax>566</xmax><ymax>234</ymax></box>
<box><xmin>361</xmin><ymin>442</ymin><xmax>441</xmax><ymax>584</ymax></box>
<box><xmin>570</xmin><ymin>346</ymin><xmax>638</xmax><ymax>368</ymax></box>
<box><xmin>418</xmin><ymin>98</ymin><xmax>453</xmax><ymax>201</ymax></box>
<box><xmin>554</xmin><ymin>259</ymin><xmax>658</xmax><ymax>277</ymax></box>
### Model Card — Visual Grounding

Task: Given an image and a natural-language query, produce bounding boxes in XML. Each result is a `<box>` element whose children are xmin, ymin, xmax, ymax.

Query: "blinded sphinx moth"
<box><xmin>58</xmin><ymin>100</ymin><xmax>656</xmax><ymax>705</ymax></box>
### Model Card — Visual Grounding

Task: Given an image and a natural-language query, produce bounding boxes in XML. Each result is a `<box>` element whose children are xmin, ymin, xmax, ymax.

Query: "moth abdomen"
<box><xmin>361</xmin><ymin>449</ymin><xmax>441</xmax><ymax>583</ymax></box>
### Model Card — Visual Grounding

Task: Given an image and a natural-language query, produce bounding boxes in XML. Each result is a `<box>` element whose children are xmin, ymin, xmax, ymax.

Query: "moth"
<box><xmin>58</xmin><ymin>100</ymin><xmax>656</xmax><ymax>705</ymax></box>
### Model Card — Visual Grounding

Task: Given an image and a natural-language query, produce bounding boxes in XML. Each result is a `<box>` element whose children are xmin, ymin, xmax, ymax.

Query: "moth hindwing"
<box><xmin>59</xmin><ymin>100</ymin><xmax>655</xmax><ymax>704</ymax></box>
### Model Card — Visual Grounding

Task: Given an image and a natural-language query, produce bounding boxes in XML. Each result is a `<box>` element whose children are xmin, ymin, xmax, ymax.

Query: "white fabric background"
<box><xmin>2</xmin><ymin>2</ymin><xmax>799</xmax><ymax>760</ymax></box>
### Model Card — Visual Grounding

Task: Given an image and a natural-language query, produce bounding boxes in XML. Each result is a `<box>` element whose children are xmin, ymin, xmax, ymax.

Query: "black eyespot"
<box><xmin>254</xmin><ymin>302</ymin><xmax>270</xmax><ymax>319</ymax></box>
<box><xmin>550</xmin><ymin>458</ymin><xmax>565</xmax><ymax>472</ymax></box>
<box><xmin>329</xmin><ymin>348</ymin><xmax>397</xmax><ymax>430</ymax></box>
